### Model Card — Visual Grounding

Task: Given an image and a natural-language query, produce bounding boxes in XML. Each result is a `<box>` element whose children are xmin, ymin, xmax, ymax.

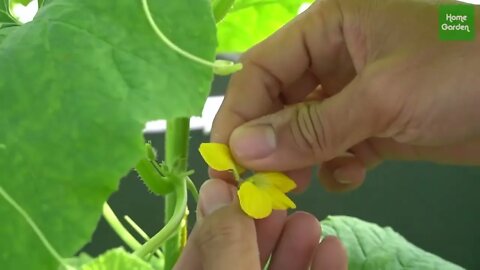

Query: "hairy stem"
<box><xmin>159</xmin><ymin>118</ymin><xmax>190</xmax><ymax>269</ymax></box>
<box><xmin>102</xmin><ymin>203</ymin><xmax>141</xmax><ymax>250</ymax></box>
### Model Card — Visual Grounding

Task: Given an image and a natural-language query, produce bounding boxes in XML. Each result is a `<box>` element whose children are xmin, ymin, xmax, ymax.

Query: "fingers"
<box><xmin>317</xmin><ymin>137</ymin><xmax>480</xmax><ymax>192</ymax></box>
<box><xmin>269</xmin><ymin>212</ymin><xmax>321</xmax><ymax>270</ymax></box>
<box><xmin>229</xmin><ymin>76</ymin><xmax>384</xmax><ymax>172</ymax></box>
<box><xmin>210</xmin><ymin>0</ymin><xmax>345</xmax><ymax>148</ymax></box>
<box><xmin>365</xmin><ymin>137</ymin><xmax>480</xmax><ymax>166</ymax></box>
<box><xmin>175</xmin><ymin>179</ymin><xmax>350</xmax><ymax>270</ymax></box>
<box><xmin>175</xmin><ymin>179</ymin><xmax>260</xmax><ymax>270</ymax></box>
<box><xmin>312</xmin><ymin>236</ymin><xmax>348</xmax><ymax>270</ymax></box>
<box><xmin>255</xmin><ymin>210</ymin><xmax>287</xmax><ymax>266</ymax></box>
<box><xmin>286</xmin><ymin>167</ymin><xmax>312</xmax><ymax>193</ymax></box>
<box><xmin>318</xmin><ymin>155</ymin><xmax>366</xmax><ymax>192</ymax></box>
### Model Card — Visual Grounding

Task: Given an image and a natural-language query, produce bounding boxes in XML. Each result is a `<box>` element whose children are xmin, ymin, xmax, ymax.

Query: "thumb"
<box><xmin>194</xmin><ymin>179</ymin><xmax>260</xmax><ymax>270</ymax></box>
<box><xmin>229</xmin><ymin>76</ymin><xmax>392</xmax><ymax>171</ymax></box>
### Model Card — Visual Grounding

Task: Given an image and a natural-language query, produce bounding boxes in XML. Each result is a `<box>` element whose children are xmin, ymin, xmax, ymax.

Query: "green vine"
<box><xmin>124</xmin><ymin>215</ymin><xmax>150</xmax><ymax>242</ymax></box>
<box><xmin>124</xmin><ymin>215</ymin><xmax>165</xmax><ymax>260</ymax></box>
<box><xmin>102</xmin><ymin>203</ymin><xmax>142</xmax><ymax>251</ymax></box>
<box><xmin>186</xmin><ymin>177</ymin><xmax>199</xmax><ymax>202</ymax></box>
<box><xmin>0</xmin><ymin>186</ymin><xmax>74</xmax><ymax>270</ymax></box>
<box><xmin>141</xmin><ymin>0</ymin><xmax>242</xmax><ymax>75</ymax></box>
<box><xmin>134</xmin><ymin>180</ymin><xmax>187</xmax><ymax>259</ymax></box>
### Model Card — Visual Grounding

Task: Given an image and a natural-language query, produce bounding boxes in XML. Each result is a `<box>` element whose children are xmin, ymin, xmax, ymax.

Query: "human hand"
<box><xmin>211</xmin><ymin>0</ymin><xmax>480</xmax><ymax>192</ymax></box>
<box><xmin>174</xmin><ymin>179</ymin><xmax>347</xmax><ymax>270</ymax></box>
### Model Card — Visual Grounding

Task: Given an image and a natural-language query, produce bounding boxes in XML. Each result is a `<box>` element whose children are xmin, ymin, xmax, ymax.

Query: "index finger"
<box><xmin>210</xmin><ymin>0</ymin><xmax>343</xmax><ymax>146</ymax></box>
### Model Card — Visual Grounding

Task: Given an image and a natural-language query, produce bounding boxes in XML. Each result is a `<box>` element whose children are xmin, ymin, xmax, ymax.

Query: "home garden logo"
<box><xmin>439</xmin><ymin>4</ymin><xmax>475</xmax><ymax>41</ymax></box>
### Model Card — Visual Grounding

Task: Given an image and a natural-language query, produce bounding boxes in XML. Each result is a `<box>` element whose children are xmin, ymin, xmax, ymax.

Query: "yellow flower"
<box><xmin>199</xmin><ymin>143</ymin><xmax>297</xmax><ymax>219</ymax></box>
<box><xmin>198</xmin><ymin>143</ymin><xmax>245</xmax><ymax>179</ymax></box>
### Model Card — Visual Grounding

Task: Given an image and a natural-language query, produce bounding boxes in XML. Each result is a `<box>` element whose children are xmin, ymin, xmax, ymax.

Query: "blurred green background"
<box><xmin>81</xmin><ymin>76</ymin><xmax>480</xmax><ymax>269</ymax></box>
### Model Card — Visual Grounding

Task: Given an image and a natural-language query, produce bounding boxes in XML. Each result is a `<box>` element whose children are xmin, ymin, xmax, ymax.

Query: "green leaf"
<box><xmin>0</xmin><ymin>0</ymin><xmax>15</xmax><ymax>25</ymax></box>
<box><xmin>0</xmin><ymin>20</ymin><xmax>16</xmax><ymax>33</ymax></box>
<box><xmin>217</xmin><ymin>0</ymin><xmax>312</xmax><ymax>52</ymax></box>
<box><xmin>60</xmin><ymin>253</ymin><xmax>93</xmax><ymax>270</ymax></box>
<box><xmin>80</xmin><ymin>248</ymin><xmax>153</xmax><ymax>270</ymax></box>
<box><xmin>0</xmin><ymin>0</ymin><xmax>216</xmax><ymax>269</ymax></box>
<box><xmin>212</xmin><ymin>0</ymin><xmax>235</xmax><ymax>23</ymax></box>
<box><xmin>321</xmin><ymin>216</ymin><xmax>464</xmax><ymax>270</ymax></box>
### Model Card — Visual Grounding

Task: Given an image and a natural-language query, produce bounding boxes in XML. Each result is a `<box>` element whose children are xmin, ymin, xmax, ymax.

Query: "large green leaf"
<box><xmin>217</xmin><ymin>0</ymin><xmax>312</xmax><ymax>52</ymax></box>
<box><xmin>80</xmin><ymin>248</ymin><xmax>153</xmax><ymax>270</ymax></box>
<box><xmin>321</xmin><ymin>216</ymin><xmax>463</xmax><ymax>270</ymax></box>
<box><xmin>0</xmin><ymin>0</ymin><xmax>216</xmax><ymax>269</ymax></box>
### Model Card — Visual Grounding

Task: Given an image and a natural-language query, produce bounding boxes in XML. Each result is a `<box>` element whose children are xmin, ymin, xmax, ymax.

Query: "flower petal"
<box><xmin>254</xmin><ymin>172</ymin><xmax>297</xmax><ymax>193</ymax></box>
<box><xmin>198</xmin><ymin>143</ymin><xmax>245</xmax><ymax>178</ymax></box>
<box><xmin>264</xmin><ymin>186</ymin><xmax>297</xmax><ymax>210</ymax></box>
<box><xmin>238</xmin><ymin>181</ymin><xmax>272</xmax><ymax>219</ymax></box>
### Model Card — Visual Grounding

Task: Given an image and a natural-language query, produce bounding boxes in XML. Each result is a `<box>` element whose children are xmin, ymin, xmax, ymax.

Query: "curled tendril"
<box><xmin>141</xmin><ymin>0</ymin><xmax>242</xmax><ymax>76</ymax></box>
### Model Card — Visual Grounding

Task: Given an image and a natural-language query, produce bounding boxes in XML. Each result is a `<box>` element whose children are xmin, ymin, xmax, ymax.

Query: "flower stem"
<box><xmin>102</xmin><ymin>203</ymin><xmax>141</xmax><ymax>251</ymax></box>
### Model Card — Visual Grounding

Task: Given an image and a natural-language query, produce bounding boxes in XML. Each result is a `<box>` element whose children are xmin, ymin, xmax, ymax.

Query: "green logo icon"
<box><xmin>439</xmin><ymin>4</ymin><xmax>475</xmax><ymax>41</ymax></box>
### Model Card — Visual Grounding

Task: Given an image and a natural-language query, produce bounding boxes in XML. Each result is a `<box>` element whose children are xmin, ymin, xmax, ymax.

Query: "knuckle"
<box><xmin>290</xmin><ymin>103</ymin><xmax>333</xmax><ymax>159</ymax></box>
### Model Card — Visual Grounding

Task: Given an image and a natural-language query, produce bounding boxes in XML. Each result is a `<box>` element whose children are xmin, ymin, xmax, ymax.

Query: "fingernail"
<box><xmin>333</xmin><ymin>169</ymin><xmax>352</xmax><ymax>184</ymax></box>
<box><xmin>198</xmin><ymin>179</ymin><xmax>234</xmax><ymax>217</ymax></box>
<box><xmin>230</xmin><ymin>125</ymin><xmax>276</xmax><ymax>159</ymax></box>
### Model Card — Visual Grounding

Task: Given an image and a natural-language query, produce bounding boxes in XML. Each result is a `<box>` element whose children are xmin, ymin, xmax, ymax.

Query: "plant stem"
<box><xmin>124</xmin><ymin>215</ymin><xmax>165</xmax><ymax>260</ymax></box>
<box><xmin>124</xmin><ymin>215</ymin><xmax>150</xmax><ymax>241</ymax></box>
<box><xmin>164</xmin><ymin>118</ymin><xmax>190</xmax><ymax>269</ymax></box>
<box><xmin>134</xmin><ymin>181</ymin><xmax>187</xmax><ymax>259</ymax></box>
<box><xmin>102</xmin><ymin>203</ymin><xmax>141</xmax><ymax>250</ymax></box>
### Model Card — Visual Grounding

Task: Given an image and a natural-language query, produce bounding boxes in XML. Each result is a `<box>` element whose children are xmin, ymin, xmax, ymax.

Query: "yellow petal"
<box><xmin>253</xmin><ymin>172</ymin><xmax>297</xmax><ymax>193</ymax></box>
<box><xmin>238</xmin><ymin>181</ymin><xmax>272</xmax><ymax>219</ymax></box>
<box><xmin>264</xmin><ymin>186</ymin><xmax>296</xmax><ymax>210</ymax></box>
<box><xmin>198</xmin><ymin>143</ymin><xmax>245</xmax><ymax>178</ymax></box>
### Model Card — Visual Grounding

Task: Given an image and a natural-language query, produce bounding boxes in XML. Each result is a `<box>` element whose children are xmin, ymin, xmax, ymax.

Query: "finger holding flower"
<box><xmin>199</xmin><ymin>143</ymin><xmax>297</xmax><ymax>219</ymax></box>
